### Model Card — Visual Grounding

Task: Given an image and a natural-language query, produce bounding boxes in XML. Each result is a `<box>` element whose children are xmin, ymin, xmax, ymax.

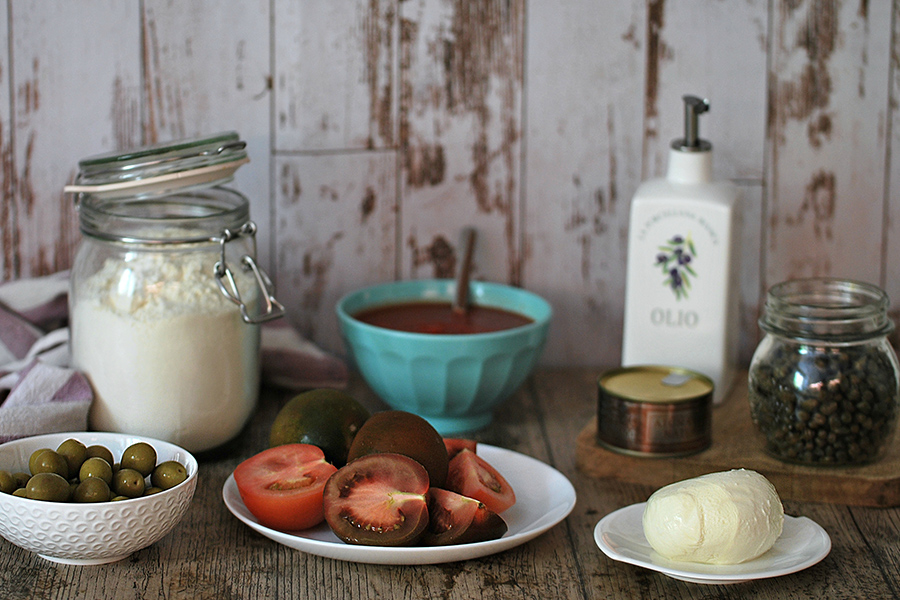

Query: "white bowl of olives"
<box><xmin>0</xmin><ymin>432</ymin><xmax>197</xmax><ymax>565</ymax></box>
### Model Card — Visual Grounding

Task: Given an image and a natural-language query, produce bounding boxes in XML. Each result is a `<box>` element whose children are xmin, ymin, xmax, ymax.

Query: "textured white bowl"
<box><xmin>0</xmin><ymin>432</ymin><xmax>198</xmax><ymax>565</ymax></box>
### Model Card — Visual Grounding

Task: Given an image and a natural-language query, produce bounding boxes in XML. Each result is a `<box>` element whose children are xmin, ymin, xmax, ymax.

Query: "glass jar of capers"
<box><xmin>749</xmin><ymin>278</ymin><xmax>900</xmax><ymax>466</ymax></box>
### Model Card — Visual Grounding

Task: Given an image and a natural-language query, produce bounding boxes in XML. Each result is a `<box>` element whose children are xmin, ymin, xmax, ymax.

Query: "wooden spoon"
<box><xmin>452</xmin><ymin>227</ymin><xmax>477</xmax><ymax>315</ymax></box>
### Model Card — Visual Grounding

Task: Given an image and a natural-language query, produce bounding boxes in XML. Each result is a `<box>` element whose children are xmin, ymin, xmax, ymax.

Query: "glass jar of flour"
<box><xmin>66</xmin><ymin>132</ymin><xmax>283</xmax><ymax>453</ymax></box>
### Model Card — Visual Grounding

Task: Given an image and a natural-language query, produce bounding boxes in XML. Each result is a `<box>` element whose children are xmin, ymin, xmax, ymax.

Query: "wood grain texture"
<box><xmin>765</xmin><ymin>0</ymin><xmax>892</xmax><ymax>285</ymax></box>
<box><xmin>142</xmin><ymin>0</ymin><xmax>273</xmax><ymax>265</ymax></box>
<box><xmin>3</xmin><ymin>369</ymin><xmax>899</xmax><ymax>599</ymax></box>
<box><xmin>398</xmin><ymin>0</ymin><xmax>524</xmax><ymax>284</ymax></box>
<box><xmin>0</xmin><ymin>0</ymin><xmax>899</xmax><ymax>368</ymax></box>
<box><xmin>521</xmin><ymin>0</ymin><xmax>644</xmax><ymax>366</ymax></box>
<box><xmin>273</xmin><ymin>152</ymin><xmax>397</xmax><ymax>350</ymax></box>
<box><xmin>9</xmin><ymin>1</ymin><xmax>141</xmax><ymax>279</ymax></box>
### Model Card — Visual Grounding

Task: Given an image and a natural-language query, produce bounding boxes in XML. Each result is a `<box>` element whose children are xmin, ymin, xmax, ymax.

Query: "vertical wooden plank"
<box><xmin>274</xmin><ymin>0</ymin><xmax>397</xmax><ymax>152</ymax></box>
<box><xmin>273</xmin><ymin>153</ymin><xmax>397</xmax><ymax>352</ymax></box>
<box><xmin>522</xmin><ymin>0</ymin><xmax>645</xmax><ymax>365</ymax></box>
<box><xmin>142</xmin><ymin>0</ymin><xmax>273</xmax><ymax>268</ymax></box>
<box><xmin>10</xmin><ymin>0</ymin><xmax>142</xmax><ymax>278</ymax></box>
<box><xmin>0</xmin><ymin>3</ymin><xmax>13</xmax><ymax>280</ymax></box>
<box><xmin>398</xmin><ymin>0</ymin><xmax>524</xmax><ymax>283</ymax></box>
<box><xmin>766</xmin><ymin>0</ymin><xmax>892</xmax><ymax>285</ymax></box>
<box><xmin>885</xmin><ymin>0</ymin><xmax>900</xmax><ymax>339</ymax></box>
<box><xmin>646</xmin><ymin>0</ymin><xmax>769</xmax><ymax>361</ymax></box>
<box><xmin>273</xmin><ymin>0</ymin><xmax>399</xmax><ymax>354</ymax></box>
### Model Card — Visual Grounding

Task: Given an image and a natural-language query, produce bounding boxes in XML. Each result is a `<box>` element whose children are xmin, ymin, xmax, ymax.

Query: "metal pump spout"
<box><xmin>672</xmin><ymin>95</ymin><xmax>711</xmax><ymax>152</ymax></box>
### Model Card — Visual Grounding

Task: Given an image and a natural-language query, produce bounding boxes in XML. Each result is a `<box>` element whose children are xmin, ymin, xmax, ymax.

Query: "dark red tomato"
<box><xmin>445</xmin><ymin>449</ymin><xmax>516</xmax><ymax>514</ymax></box>
<box><xmin>421</xmin><ymin>488</ymin><xmax>508</xmax><ymax>546</ymax></box>
<box><xmin>323</xmin><ymin>453</ymin><xmax>430</xmax><ymax>546</ymax></box>
<box><xmin>233</xmin><ymin>444</ymin><xmax>338</xmax><ymax>531</ymax></box>
<box><xmin>353</xmin><ymin>301</ymin><xmax>533</xmax><ymax>334</ymax></box>
<box><xmin>443</xmin><ymin>438</ymin><xmax>477</xmax><ymax>460</ymax></box>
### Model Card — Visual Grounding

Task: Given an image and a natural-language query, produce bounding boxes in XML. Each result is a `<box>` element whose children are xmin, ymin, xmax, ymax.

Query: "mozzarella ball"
<box><xmin>641</xmin><ymin>469</ymin><xmax>784</xmax><ymax>564</ymax></box>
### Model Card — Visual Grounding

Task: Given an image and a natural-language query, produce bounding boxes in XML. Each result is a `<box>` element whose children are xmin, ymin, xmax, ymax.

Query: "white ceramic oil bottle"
<box><xmin>620</xmin><ymin>95</ymin><xmax>740</xmax><ymax>404</ymax></box>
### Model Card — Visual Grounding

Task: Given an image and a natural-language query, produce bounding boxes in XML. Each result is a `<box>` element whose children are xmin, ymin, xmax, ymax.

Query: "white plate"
<box><xmin>594</xmin><ymin>503</ymin><xmax>831</xmax><ymax>585</ymax></box>
<box><xmin>223</xmin><ymin>444</ymin><xmax>576</xmax><ymax>565</ymax></box>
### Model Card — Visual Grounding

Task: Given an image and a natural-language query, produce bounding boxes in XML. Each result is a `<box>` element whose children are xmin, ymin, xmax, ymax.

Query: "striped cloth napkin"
<box><xmin>0</xmin><ymin>272</ymin><xmax>347</xmax><ymax>443</ymax></box>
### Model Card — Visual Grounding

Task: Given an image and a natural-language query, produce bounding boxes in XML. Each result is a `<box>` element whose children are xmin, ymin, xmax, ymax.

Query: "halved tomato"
<box><xmin>443</xmin><ymin>438</ymin><xmax>477</xmax><ymax>460</ymax></box>
<box><xmin>445</xmin><ymin>449</ymin><xmax>516</xmax><ymax>514</ymax></box>
<box><xmin>233</xmin><ymin>444</ymin><xmax>338</xmax><ymax>531</ymax></box>
<box><xmin>421</xmin><ymin>488</ymin><xmax>508</xmax><ymax>546</ymax></box>
<box><xmin>323</xmin><ymin>453</ymin><xmax>430</xmax><ymax>546</ymax></box>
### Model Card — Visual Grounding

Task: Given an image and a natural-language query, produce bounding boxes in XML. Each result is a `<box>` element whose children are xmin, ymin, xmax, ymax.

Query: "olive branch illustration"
<box><xmin>655</xmin><ymin>234</ymin><xmax>696</xmax><ymax>300</ymax></box>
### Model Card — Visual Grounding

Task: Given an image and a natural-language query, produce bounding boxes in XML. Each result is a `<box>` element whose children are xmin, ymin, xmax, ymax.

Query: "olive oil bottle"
<box><xmin>620</xmin><ymin>95</ymin><xmax>740</xmax><ymax>404</ymax></box>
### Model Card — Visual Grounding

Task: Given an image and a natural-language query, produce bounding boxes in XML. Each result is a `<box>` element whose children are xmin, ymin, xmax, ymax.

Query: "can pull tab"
<box><xmin>214</xmin><ymin>222</ymin><xmax>285</xmax><ymax>324</ymax></box>
<box><xmin>672</xmin><ymin>95</ymin><xmax>712</xmax><ymax>152</ymax></box>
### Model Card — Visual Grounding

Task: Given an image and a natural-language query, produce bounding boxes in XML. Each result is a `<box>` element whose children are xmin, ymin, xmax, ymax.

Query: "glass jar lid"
<box><xmin>759</xmin><ymin>278</ymin><xmax>895</xmax><ymax>343</ymax></box>
<box><xmin>64</xmin><ymin>132</ymin><xmax>249</xmax><ymax>199</ymax></box>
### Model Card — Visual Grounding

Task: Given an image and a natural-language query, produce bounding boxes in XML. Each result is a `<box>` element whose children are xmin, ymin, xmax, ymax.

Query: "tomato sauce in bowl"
<box><xmin>353</xmin><ymin>301</ymin><xmax>533</xmax><ymax>335</ymax></box>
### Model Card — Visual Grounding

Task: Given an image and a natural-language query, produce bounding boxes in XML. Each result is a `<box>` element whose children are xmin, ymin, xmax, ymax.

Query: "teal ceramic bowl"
<box><xmin>336</xmin><ymin>279</ymin><xmax>552</xmax><ymax>435</ymax></box>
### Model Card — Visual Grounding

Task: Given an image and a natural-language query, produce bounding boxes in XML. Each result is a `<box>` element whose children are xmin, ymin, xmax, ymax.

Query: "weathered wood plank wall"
<box><xmin>0</xmin><ymin>0</ymin><xmax>897</xmax><ymax>368</ymax></box>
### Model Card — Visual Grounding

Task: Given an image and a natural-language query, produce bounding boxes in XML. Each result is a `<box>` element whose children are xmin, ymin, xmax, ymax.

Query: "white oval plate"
<box><xmin>223</xmin><ymin>444</ymin><xmax>576</xmax><ymax>565</ymax></box>
<box><xmin>594</xmin><ymin>502</ymin><xmax>831</xmax><ymax>585</ymax></box>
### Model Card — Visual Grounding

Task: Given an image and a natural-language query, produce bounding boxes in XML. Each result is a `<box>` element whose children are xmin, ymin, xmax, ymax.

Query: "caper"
<box><xmin>0</xmin><ymin>470</ymin><xmax>16</xmax><ymax>494</ymax></box>
<box><xmin>112</xmin><ymin>468</ymin><xmax>146</xmax><ymax>498</ymax></box>
<box><xmin>73</xmin><ymin>477</ymin><xmax>111</xmax><ymax>503</ymax></box>
<box><xmin>750</xmin><ymin>341</ymin><xmax>898</xmax><ymax>466</ymax></box>
<box><xmin>26</xmin><ymin>472</ymin><xmax>71</xmax><ymax>502</ymax></box>
<box><xmin>56</xmin><ymin>439</ymin><xmax>88</xmax><ymax>476</ymax></box>
<box><xmin>29</xmin><ymin>449</ymin><xmax>69</xmax><ymax>479</ymax></box>
<box><xmin>79</xmin><ymin>457</ymin><xmax>113</xmax><ymax>485</ymax></box>
<box><xmin>121</xmin><ymin>442</ymin><xmax>156</xmax><ymax>477</ymax></box>
<box><xmin>151</xmin><ymin>461</ymin><xmax>187</xmax><ymax>490</ymax></box>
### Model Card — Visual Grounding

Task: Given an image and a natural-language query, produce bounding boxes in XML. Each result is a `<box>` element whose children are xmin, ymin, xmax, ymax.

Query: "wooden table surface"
<box><xmin>2</xmin><ymin>368</ymin><xmax>899</xmax><ymax>599</ymax></box>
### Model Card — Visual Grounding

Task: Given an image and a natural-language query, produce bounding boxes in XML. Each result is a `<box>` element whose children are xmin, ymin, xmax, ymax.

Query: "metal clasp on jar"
<box><xmin>214</xmin><ymin>222</ymin><xmax>285</xmax><ymax>324</ymax></box>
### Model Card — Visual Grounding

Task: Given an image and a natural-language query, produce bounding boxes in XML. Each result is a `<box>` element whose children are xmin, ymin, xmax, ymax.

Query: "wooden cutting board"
<box><xmin>575</xmin><ymin>372</ymin><xmax>900</xmax><ymax>507</ymax></box>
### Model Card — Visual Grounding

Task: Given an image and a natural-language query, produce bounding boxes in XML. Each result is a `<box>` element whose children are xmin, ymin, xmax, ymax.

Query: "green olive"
<box><xmin>151</xmin><ymin>461</ymin><xmax>187</xmax><ymax>490</ymax></box>
<box><xmin>143</xmin><ymin>486</ymin><xmax>163</xmax><ymax>496</ymax></box>
<box><xmin>56</xmin><ymin>439</ymin><xmax>88</xmax><ymax>476</ymax></box>
<box><xmin>12</xmin><ymin>488</ymin><xmax>27</xmax><ymax>498</ymax></box>
<box><xmin>26</xmin><ymin>472</ymin><xmax>71</xmax><ymax>502</ymax></box>
<box><xmin>79</xmin><ymin>457</ymin><xmax>113</xmax><ymax>485</ymax></box>
<box><xmin>121</xmin><ymin>442</ymin><xmax>157</xmax><ymax>477</ymax></box>
<box><xmin>28</xmin><ymin>448</ymin><xmax>53</xmax><ymax>475</ymax></box>
<box><xmin>29</xmin><ymin>449</ymin><xmax>69</xmax><ymax>479</ymax></box>
<box><xmin>73</xmin><ymin>477</ymin><xmax>111</xmax><ymax>503</ymax></box>
<box><xmin>112</xmin><ymin>468</ymin><xmax>146</xmax><ymax>498</ymax></box>
<box><xmin>0</xmin><ymin>470</ymin><xmax>16</xmax><ymax>494</ymax></box>
<box><xmin>84</xmin><ymin>445</ymin><xmax>114</xmax><ymax>467</ymax></box>
<box><xmin>12</xmin><ymin>472</ymin><xmax>29</xmax><ymax>489</ymax></box>
<box><xmin>111</xmin><ymin>495</ymin><xmax>130</xmax><ymax>501</ymax></box>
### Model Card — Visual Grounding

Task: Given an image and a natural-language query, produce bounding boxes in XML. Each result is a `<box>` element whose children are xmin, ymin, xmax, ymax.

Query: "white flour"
<box><xmin>71</xmin><ymin>250</ymin><xmax>260</xmax><ymax>453</ymax></box>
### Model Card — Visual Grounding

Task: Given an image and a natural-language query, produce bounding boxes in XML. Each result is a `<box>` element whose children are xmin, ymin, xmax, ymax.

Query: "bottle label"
<box><xmin>654</xmin><ymin>234</ymin><xmax>696</xmax><ymax>300</ymax></box>
<box><xmin>650</xmin><ymin>307</ymin><xmax>699</xmax><ymax>328</ymax></box>
<box><xmin>637</xmin><ymin>208</ymin><xmax>720</xmax><ymax>301</ymax></box>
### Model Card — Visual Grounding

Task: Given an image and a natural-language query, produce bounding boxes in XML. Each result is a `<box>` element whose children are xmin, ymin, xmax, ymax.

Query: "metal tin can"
<box><xmin>597</xmin><ymin>365</ymin><xmax>713</xmax><ymax>457</ymax></box>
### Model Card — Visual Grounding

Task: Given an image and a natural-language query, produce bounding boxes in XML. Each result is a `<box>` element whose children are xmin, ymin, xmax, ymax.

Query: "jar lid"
<box><xmin>64</xmin><ymin>132</ymin><xmax>249</xmax><ymax>199</ymax></box>
<box><xmin>599</xmin><ymin>366</ymin><xmax>714</xmax><ymax>404</ymax></box>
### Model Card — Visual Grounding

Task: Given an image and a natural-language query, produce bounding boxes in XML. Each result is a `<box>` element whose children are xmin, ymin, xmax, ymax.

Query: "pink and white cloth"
<box><xmin>0</xmin><ymin>272</ymin><xmax>347</xmax><ymax>442</ymax></box>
